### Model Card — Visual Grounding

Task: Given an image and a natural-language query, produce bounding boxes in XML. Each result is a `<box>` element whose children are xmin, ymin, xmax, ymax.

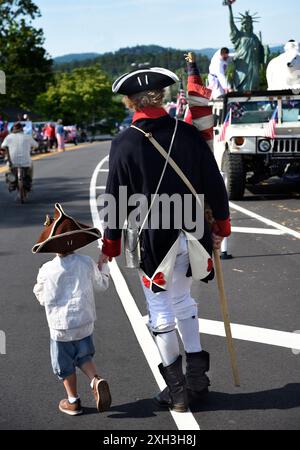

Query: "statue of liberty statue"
<box><xmin>225</xmin><ymin>1</ymin><xmax>265</xmax><ymax>91</ymax></box>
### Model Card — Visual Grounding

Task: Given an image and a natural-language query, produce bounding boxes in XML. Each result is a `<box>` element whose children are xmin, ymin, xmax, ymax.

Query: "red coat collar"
<box><xmin>132</xmin><ymin>107</ymin><xmax>168</xmax><ymax>123</ymax></box>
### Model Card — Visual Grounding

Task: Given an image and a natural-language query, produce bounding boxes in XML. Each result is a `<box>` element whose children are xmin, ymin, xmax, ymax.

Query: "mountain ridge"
<box><xmin>54</xmin><ymin>44</ymin><xmax>284</xmax><ymax>65</ymax></box>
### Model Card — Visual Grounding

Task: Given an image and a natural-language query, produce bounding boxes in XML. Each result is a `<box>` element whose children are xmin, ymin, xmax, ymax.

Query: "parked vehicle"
<box><xmin>213</xmin><ymin>90</ymin><xmax>300</xmax><ymax>200</ymax></box>
<box><xmin>0</xmin><ymin>122</ymin><xmax>8</xmax><ymax>162</ymax></box>
<box><xmin>118</xmin><ymin>114</ymin><xmax>133</xmax><ymax>133</ymax></box>
<box><xmin>64</xmin><ymin>125</ymin><xmax>78</xmax><ymax>145</ymax></box>
<box><xmin>86</xmin><ymin>119</ymin><xmax>117</xmax><ymax>141</ymax></box>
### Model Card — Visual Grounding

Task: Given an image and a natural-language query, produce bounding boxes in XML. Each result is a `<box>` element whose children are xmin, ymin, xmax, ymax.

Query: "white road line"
<box><xmin>90</xmin><ymin>157</ymin><xmax>200</xmax><ymax>431</ymax></box>
<box><xmin>142</xmin><ymin>316</ymin><xmax>300</xmax><ymax>352</ymax></box>
<box><xmin>198</xmin><ymin>319</ymin><xmax>300</xmax><ymax>351</ymax></box>
<box><xmin>96</xmin><ymin>186</ymin><xmax>107</xmax><ymax>190</ymax></box>
<box><xmin>99</xmin><ymin>169</ymin><xmax>109</xmax><ymax>173</ymax></box>
<box><xmin>230</xmin><ymin>202</ymin><xmax>300</xmax><ymax>240</ymax></box>
<box><xmin>232</xmin><ymin>227</ymin><xmax>285</xmax><ymax>236</ymax></box>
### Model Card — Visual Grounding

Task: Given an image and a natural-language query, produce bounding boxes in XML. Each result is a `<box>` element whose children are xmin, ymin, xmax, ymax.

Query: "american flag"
<box><xmin>176</xmin><ymin>81</ymin><xmax>188</xmax><ymax>119</ymax></box>
<box><xmin>231</xmin><ymin>102</ymin><xmax>246</xmax><ymax>119</ymax></box>
<box><xmin>265</xmin><ymin>106</ymin><xmax>278</xmax><ymax>139</ymax></box>
<box><xmin>218</xmin><ymin>108</ymin><xmax>232</xmax><ymax>142</ymax></box>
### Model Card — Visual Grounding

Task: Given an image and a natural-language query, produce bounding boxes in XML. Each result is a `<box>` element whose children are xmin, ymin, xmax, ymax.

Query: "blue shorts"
<box><xmin>50</xmin><ymin>335</ymin><xmax>95</xmax><ymax>380</ymax></box>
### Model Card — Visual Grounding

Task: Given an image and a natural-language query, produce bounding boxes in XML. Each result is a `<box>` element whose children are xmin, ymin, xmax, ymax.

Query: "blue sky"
<box><xmin>34</xmin><ymin>0</ymin><xmax>300</xmax><ymax>57</ymax></box>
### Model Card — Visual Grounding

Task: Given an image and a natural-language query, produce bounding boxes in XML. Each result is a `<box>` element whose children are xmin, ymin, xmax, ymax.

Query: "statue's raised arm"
<box><xmin>227</xmin><ymin>2</ymin><xmax>239</xmax><ymax>35</ymax></box>
<box><xmin>225</xmin><ymin>1</ymin><xmax>240</xmax><ymax>42</ymax></box>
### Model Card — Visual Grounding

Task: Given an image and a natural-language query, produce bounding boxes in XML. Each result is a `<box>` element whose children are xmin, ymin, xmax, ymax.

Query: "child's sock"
<box><xmin>68</xmin><ymin>396</ymin><xmax>80</xmax><ymax>404</ymax></box>
<box><xmin>90</xmin><ymin>375</ymin><xmax>101</xmax><ymax>389</ymax></box>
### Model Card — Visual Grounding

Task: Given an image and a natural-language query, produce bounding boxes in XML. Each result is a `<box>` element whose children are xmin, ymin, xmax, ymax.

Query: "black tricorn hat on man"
<box><xmin>112</xmin><ymin>67</ymin><xmax>179</xmax><ymax>96</ymax></box>
<box><xmin>32</xmin><ymin>203</ymin><xmax>101</xmax><ymax>254</ymax></box>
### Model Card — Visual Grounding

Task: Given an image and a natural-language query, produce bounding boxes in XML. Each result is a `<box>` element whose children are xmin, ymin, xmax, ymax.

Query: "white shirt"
<box><xmin>209</xmin><ymin>50</ymin><xmax>233</xmax><ymax>91</ymax></box>
<box><xmin>33</xmin><ymin>254</ymin><xmax>110</xmax><ymax>342</ymax></box>
<box><xmin>1</xmin><ymin>133</ymin><xmax>38</xmax><ymax>167</ymax></box>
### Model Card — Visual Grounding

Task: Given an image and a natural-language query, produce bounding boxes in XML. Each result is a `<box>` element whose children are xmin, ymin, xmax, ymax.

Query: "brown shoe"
<box><xmin>92</xmin><ymin>377</ymin><xmax>112</xmax><ymax>412</ymax></box>
<box><xmin>59</xmin><ymin>399</ymin><xmax>83</xmax><ymax>416</ymax></box>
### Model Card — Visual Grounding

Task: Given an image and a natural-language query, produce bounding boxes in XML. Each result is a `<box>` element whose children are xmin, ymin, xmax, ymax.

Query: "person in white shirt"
<box><xmin>1</xmin><ymin>122</ymin><xmax>38</xmax><ymax>191</ymax></box>
<box><xmin>208</xmin><ymin>48</ymin><xmax>233</xmax><ymax>99</ymax></box>
<box><xmin>33</xmin><ymin>203</ymin><xmax>111</xmax><ymax>416</ymax></box>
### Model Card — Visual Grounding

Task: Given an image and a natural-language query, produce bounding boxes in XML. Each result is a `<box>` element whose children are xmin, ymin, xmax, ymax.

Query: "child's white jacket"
<box><xmin>33</xmin><ymin>254</ymin><xmax>109</xmax><ymax>342</ymax></box>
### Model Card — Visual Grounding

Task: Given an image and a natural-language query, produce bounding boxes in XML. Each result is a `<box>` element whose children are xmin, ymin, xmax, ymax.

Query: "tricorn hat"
<box><xmin>32</xmin><ymin>203</ymin><xmax>101</xmax><ymax>254</ymax></box>
<box><xmin>112</xmin><ymin>67</ymin><xmax>179</xmax><ymax>96</ymax></box>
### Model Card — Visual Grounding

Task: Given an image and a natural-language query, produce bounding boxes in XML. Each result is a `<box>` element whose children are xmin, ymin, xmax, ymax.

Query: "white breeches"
<box><xmin>141</xmin><ymin>234</ymin><xmax>198</xmax><ymax>334</ymax></box>
<box><xmin>208</xmin><ymin>74</ymin><xmax>226</xmax><ymax>99</ymax></box>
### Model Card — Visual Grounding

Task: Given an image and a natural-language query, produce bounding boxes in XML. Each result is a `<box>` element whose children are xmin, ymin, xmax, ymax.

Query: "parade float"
<box><xmin>211</xmin><ymin>1</ymin><xmax>300</xmax><ymax>200</ymax></box>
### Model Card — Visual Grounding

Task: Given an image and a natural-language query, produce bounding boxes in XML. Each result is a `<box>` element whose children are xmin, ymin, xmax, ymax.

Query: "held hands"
<box><xmin>98</xmin><ymin>252</ymin><xmax>113</xmax><ymax>270</ymax></box>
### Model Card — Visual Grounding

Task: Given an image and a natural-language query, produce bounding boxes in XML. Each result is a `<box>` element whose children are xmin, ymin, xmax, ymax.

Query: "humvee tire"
<box><xmin>222</xmin><ymin>152</ymin><xmax>246</xmax><ymax>200</ymax></box>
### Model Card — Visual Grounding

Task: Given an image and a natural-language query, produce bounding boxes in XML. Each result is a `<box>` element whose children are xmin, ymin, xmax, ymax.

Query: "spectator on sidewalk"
<box><xmin>56</xmin><ymin>119</ymin><xmax>65</xmax><ymax>152</ymax></box>
<box><xmin>44</xmin><ymin>123</ymin><xmax>57</xmax><ymax>150</ymax></box>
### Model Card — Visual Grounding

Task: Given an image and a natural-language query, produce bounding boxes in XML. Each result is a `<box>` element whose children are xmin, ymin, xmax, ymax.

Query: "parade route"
<box><xmin>0</xmin><ymin>142</ymin><xmax>300</xmax><ymax>430</ymax></box>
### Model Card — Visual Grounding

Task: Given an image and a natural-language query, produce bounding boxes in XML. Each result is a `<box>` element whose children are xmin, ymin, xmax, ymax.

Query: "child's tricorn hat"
<box><xmin>32</xmin><ymin>203</ymin><xmax>101</xmax><ymax>254</ymax></box>
<box><xmin>112</xmin><ymin>67</ymin><xmax>179</xmax><ymax>96</ymax></box>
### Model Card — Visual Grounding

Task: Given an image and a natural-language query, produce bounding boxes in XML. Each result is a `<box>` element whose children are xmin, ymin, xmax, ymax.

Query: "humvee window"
<box><xmin>227</xmin><ymin>100</ymin><xmax>277</xmax><ymax>124</ymax></box>
<box><xmin>282</xmin><ymin>100</ymin><xmax>300</xmax><ymax>122</ymax></box>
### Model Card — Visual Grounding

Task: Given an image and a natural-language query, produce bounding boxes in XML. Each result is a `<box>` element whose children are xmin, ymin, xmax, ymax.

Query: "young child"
<box><xmin>32</xmin><ymin>203</ymin><xmax>111</xmax><ymax>416</ymax></box>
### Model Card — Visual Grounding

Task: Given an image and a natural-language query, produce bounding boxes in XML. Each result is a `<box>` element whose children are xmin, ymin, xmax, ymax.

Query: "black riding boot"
<box><xmin>186</xmin><ymin>351</ymin><xmax>210</xmax><ymax>396</ymax></box>
<box><xmin>157</xmin><ymin>356</ymin><xmax>188</xmax><ymax>413</ymax></box>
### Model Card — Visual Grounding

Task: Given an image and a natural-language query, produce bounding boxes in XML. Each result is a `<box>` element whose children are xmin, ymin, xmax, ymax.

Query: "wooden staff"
<box><xmin>213</xmin><ymin>247</ymin><xmax>240</xmax><ymax>387</ymax></box>
<box><xmin>204</xmin><ymin>206</ymin><xmax>240</xmax><ymax>387</ymax></box>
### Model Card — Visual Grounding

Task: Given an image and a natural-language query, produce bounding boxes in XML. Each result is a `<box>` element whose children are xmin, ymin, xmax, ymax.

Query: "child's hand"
<box><xmin>98</xmin><ymin>252</ymin><xmax>113</xmax><ymax>270</ymax></box>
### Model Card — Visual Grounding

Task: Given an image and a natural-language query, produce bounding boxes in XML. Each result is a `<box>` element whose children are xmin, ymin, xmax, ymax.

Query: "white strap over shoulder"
<box><xmin>131</xmin><ymin>119</ymin><xmax>179</xmax><ymax>235</ymax></box>
<box><xmin>131</xmin><ymin>119</ymin><xmax>203</xmax><ymax>209</ymax></box>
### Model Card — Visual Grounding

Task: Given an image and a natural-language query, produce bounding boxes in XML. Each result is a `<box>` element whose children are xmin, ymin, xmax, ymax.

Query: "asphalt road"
<box><xmin>0</xmin><ymin>142</ymin><xmax>299</xmax><ymax>431</ymax></box>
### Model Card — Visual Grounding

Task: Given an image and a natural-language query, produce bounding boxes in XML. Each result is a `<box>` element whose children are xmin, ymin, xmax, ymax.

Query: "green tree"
<box><xmin>35</xmin><ymin>65</ymin><xmax>125</xmax><ymax>127</ymax></box>
<box><xmin>55</xmin><ymin>45</ymin><xmax>210</xmax><ymax>81</ymax></box>
<box><xmin>0</xmin><ymin>0</ymin><xmax>52</xmax><ymax>111</ymax></box>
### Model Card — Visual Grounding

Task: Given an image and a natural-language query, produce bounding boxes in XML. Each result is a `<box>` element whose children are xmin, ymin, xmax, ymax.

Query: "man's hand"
<box><xmin>98</xmin><ymin>252</ymin><xmax>113</xmax><ymax>270</ymax></box>
<box><xmin>212</xmin><ymin>233</ymin><xmax>224</xmax><ymax>251</ymax></box>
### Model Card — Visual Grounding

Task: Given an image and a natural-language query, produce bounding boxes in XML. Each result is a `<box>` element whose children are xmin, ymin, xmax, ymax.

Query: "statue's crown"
<box><xmin>235</xmin><ymin>10</ymin><xmax>260</xmax><ymax>24</ymax></box>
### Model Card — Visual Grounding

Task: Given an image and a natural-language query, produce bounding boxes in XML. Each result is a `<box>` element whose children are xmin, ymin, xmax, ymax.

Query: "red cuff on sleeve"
<box><xmin>102</xmin><ymin>238</ymin><xmax>122</xmax><ymax>258</ymax></box>
<box><xmin>212</xmin><ymin>218</ymin><xmax>231</xmax><ymax>238</ymax></box>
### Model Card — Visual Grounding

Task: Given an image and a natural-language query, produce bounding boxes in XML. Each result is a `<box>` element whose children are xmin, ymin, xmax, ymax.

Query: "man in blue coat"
<box><xmin>100</xmin><ymin>67</ymin><xmax>231</xmax><ymax>412</ymax></box>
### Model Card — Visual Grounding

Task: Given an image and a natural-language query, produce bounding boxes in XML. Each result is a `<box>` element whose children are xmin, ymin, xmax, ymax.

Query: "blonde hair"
<box><xmin>123</xmin><ymin>89</ymin><xmax>165</xmax><ymax>111</ymax></box>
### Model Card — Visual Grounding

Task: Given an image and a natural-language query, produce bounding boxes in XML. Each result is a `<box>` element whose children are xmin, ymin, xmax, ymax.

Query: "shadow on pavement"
<box><xmin>190</xmin><ymin>384</ymin><xmax>300</xmax><ymax>412</ymax></box>
<box><xmin>245</xmin><ymin>181</ymin><xmax>300</xmax><ymax>201</ymax></box>
<box><xmin>106</xmin><ymin>399</ymin><xmax>166</xmax><ymax>419</ymax></box>
<box><xmin>82</xmin><ymin>406</ymin><xmax>101</xmax><ymax>416</ymax></box>
<box><xmin>86</xmin><ymin>384</ymin><xmax>300</xmax><ymax>420</ymax></box>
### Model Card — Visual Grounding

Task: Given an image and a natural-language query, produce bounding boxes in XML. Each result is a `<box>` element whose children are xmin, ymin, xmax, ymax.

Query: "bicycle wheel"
<box><xmin>17</xmin><ymin>168</ymin><xmax>26</xmax><ymax>204</ymax></box>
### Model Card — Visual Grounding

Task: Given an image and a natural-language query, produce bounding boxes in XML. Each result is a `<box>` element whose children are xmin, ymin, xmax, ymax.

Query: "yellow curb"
<box><xmin>0</xmin><ymin>141</ymin><xmax>105</xmax><ymax>175</ymax></box>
